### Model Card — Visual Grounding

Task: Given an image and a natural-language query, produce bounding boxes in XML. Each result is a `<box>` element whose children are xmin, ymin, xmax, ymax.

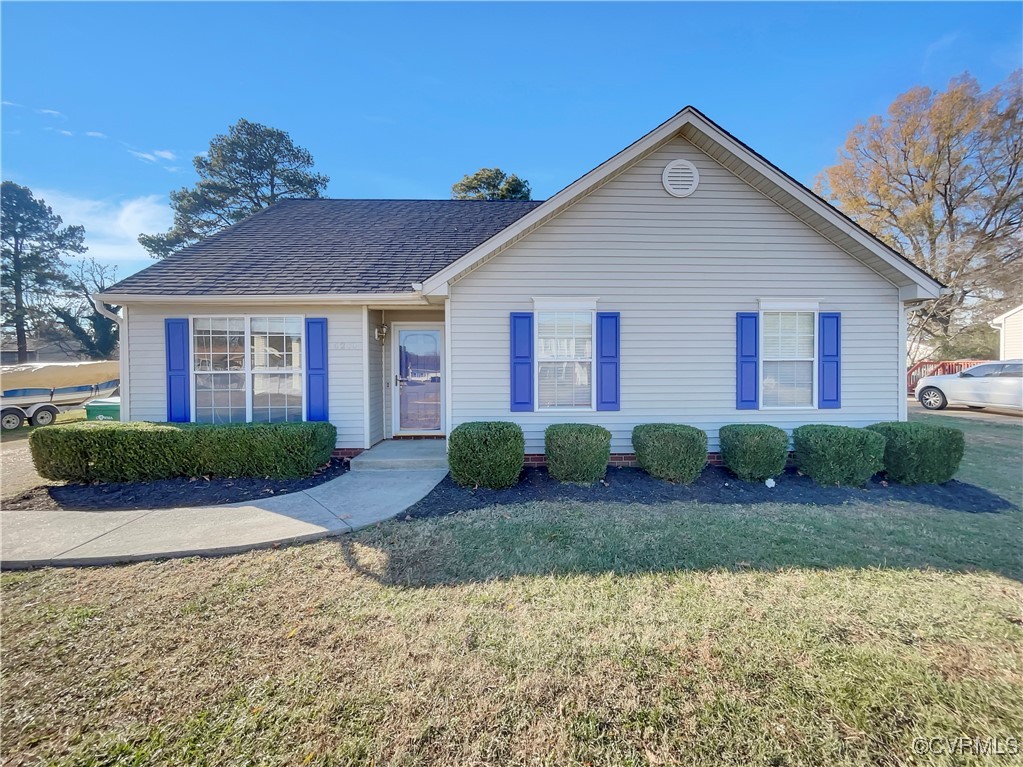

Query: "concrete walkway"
<box><xmin>0</xmin><ymin>469</ymin><xmax>447</xmax><ymax>570</ymax></box>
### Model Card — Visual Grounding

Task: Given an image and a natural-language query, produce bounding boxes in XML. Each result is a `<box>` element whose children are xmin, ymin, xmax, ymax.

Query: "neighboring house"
<box><xmin>991</xmin><ymin>304</ymin><xmax>1023</xmax><ymax>360</ymax></box>
<box><xmin>97</xmin><ymin>107</ymin><xmax>943</xmax><ymax>462</ymax></box>
<box><xmin>0</xmin><ymin>339</ymin><xmax>87</xmax><ymax>365</ymax></box>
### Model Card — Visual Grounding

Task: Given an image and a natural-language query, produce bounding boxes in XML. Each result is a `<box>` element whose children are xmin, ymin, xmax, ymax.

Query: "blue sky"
<box><xmin>2</xmin><ymin>1</ymin><xmax>1020</xmax><ymax>279</ymax></box>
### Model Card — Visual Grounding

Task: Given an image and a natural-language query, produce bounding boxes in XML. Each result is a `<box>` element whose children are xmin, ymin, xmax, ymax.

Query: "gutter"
<box><xmin>90</xmin><ymin>294</ymin><xmax>121</xmax><ymax>323</ymax></box>
<box><xmin>91</xmin><ymin>294</ymin><xmax>129</xmax><ymax>421</ymax></box>
<box><xmin>94</xmin><ymin>291</ymin><xmax>430</xmax><ymax>306</ymax></box>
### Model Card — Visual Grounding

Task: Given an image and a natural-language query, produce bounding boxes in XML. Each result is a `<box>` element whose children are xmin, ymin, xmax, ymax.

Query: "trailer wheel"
<box><xmin>1</xmin><ymin>409</ymin><xmax>25</xmax><ymax>431</ymax></box>
<box><xmin>30</xmin><ymin>406</ymin><xmax>59</xmax><ymax>427</ymax></box>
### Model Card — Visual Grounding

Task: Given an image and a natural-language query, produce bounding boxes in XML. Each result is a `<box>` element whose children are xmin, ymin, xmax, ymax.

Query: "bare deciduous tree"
<box><xmin>818</xmin><ymin>71</ymin><xmax>1022</xmax><ymax>360</ymax></box>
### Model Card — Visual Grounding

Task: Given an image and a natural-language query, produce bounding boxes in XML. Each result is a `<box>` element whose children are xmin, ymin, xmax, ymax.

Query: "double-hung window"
<box><xmin>536</xmin><ymin>311</ymin><xmax>593</xmax><ymax>409</ymax></box>
<box><xmin>192</xmin><ymin>316</ymin><xmax>304</xmax><ymax>423</ymax></box>
<box><xmin>761</xmin><ymin>311</ymin><xmax>815</xmax><ymax>408</ymax></box>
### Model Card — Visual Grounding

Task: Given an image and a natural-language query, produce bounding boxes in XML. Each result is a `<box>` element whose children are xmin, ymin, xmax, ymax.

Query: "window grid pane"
<box><xmin>250</xmin><ymin>316</ymin><xmax>303</xmax><ymax>371</ymax></box>
<box><xmin>762</xmin><ymin>312</ymin><xmax>815</xmax><ymax>407</ymax></box>
<box><xmin>763</xmin><ymin>361</ymin><xmax>814</xmax><ymax>408</ymax></box>
<box><xmin>194</xmin><ymin>372</ymin><xmax>247</xmax><ymax>424</ymax></box>
<box><xmin>252</xmin><ymin>373</ymin><xmax>303</xmax><ymax>423</ymax></box>
<box><xmin>537</xmin><ymin>311</ymin><xmax>593</xmax><ymax>408</ymax></box>
<box><xmin>192</xmin><ymin>316</ymin><xmax>305</xmax><ymax>424</ymax></box>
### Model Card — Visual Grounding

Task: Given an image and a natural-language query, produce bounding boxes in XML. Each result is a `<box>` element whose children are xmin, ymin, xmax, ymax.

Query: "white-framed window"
<box><xmin>191</xmin><ymin>315</ymin><xmax>304</xmax><ymax>424</ymax></box>
<box><xmin>536</xmin><ymin>310</ymin><xmax>594</xmax><ymax>409</ymax></box>
<box><xmin>761</xmin><ymin>310</ymin><xmax>816</xmax><ymax>408</ymax></box>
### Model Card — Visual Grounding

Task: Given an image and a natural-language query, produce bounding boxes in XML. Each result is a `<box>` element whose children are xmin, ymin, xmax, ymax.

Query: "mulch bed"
<box><xmin>404</xmin><ymin>465</ymin><xmax>1014</xmax><ymax>519</ymax></box>
<box><xmin>2</xmin><ymin>458</ymin><xmax>348</xmax><ymax>511</ymax></box>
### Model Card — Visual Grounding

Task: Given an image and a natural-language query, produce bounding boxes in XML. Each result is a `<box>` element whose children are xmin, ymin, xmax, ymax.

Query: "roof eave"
<box><xmin>95</xmin><ymin>291</ymin><xmax>430</xmax><ymax>306</ymax></box>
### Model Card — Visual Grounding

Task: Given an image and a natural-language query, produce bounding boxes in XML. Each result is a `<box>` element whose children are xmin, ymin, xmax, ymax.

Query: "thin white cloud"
<box><xmin>35</xmin><ymin>188</ymin><xmax>173</xmax><ymax>273</ymax></box>
<box><xmin>2</xmin><ymin>100</ymin><xmax>22</xmax><ymax>107</ymax></box>
<box><xmin>922</xmin><ymin>32</ymin><xmax>960</xmax><ymax>72</ymax></box>
<box><xmin>85</xmin><ymin>131</ymin><xmax>107</xmax><ymax>138</ymax></box>
<box><xmin>152</xmin><ymin>149</ymin><xmax>176</xmax><ymax>161</ymax></box>
<box><xmin>58</xmin><ymin>129</ymin><xmax>74</xmax><ymax>137</ymax></box>
<box><xmin>128</xmin><ymin>149</ymin><xmax>158</xmax><ymax>163</ymax></box>
<box><xmin>36</xmin><ymin>108</ymin><xmax>64</xmax><ymax>118</ymax></box>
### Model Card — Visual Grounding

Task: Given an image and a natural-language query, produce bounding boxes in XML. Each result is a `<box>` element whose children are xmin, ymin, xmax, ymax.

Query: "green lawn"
<box><xmin>2</xmin><ymin>412</ymin><xmax>1021</xmax><ymax>766</ymax></box>
<box><xmin>0</xmin><ymin>408</ymin><xmax>85</xmax><ymax>443</ymax></box>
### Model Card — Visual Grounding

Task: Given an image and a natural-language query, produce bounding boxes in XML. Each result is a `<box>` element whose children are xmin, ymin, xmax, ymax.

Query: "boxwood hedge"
<box><xmin>448</xmin><ymin>421</ymin><xmax>525</xmax><ymax>489</ymax></box>
<box><xmin>719</xmin><ymin>424</ymin><xmax>789</xmax><ymax>481</ymax></box>
<box><xmin>632</xmin><ymin>424</ymin><xmax>707</xmax><ymax>484</ymax></box>
<box><xmin>30</xmin><ymin>421</ymin><xmax>337</xmax><ymax>483</ymax></box>
<box><xmin>866</xmin><ymin>421</ymin><xmax>965</xmax><ymax>485</ymax></box>
<box><xmin>545</xmin><ymin>423</ymin><xmax>611</xmax><ymax>484</ymax></box>
<box><xmin>792</xmin><ymin>424</ymin><xmax>886</xmax><ymax>487</ymax></box>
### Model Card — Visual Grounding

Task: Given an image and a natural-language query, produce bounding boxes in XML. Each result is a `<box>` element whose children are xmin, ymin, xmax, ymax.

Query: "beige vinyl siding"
<box><xmin>1000</xmin><ymin>309</ymin><xmax>1023</xmax><ymax>360</ymax></box>
<box><xmin>124</xmin><ymin>303</ymin><xmax>366</xmax><ymax>449</ymax></box>
<box><xmin>367</xmin><ymin>309</ymin><xmax>384</xmax><ymax>446</ymax></box>
<box><xmin>449</xmin><ymin>135</ymin><xmax>902</xmax><ymax>453</ymax></box>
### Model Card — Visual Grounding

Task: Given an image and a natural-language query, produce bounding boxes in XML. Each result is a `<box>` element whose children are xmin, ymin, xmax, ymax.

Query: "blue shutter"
<box><xmin>736</xmin><ymin>312</ymin><xmax>759</xmax><ymax>410</ymax></box>
<box><xmin>306</xmin><ymin>318</ymin><xmax>329</xmax><ymax>421</ymax></box>
<box><xmin>510</xmin><ymin>312</ymin><xmax>533</xmax><ymax>411</ymax></box>
<box><xmin>165</xmin><ymin>318</ymin><xmax>190</xmax><ymax>422</ymax></box>
<box><xmin>596</xmin><ymin>312</ymin><xmax>620</xmax><ymax>411</ymax></box>
<box><xmin>818</xmin><ymin>312</ymin><xmax>841</xmax><ymax>409</ymax></box>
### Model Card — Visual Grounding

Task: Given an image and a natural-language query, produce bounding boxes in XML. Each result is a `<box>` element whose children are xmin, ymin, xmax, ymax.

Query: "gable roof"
<box><xmin>421</xmin><ymin>106</ymin><xmax>944</xmax><ymax>301</ymax></box>
<box><xmin>101</xmin><ymin>199</ymin><xmax>543</xmax><ymax>298</ymax></box>
<box><xmin>991</xmin><ymin>303</ymin><xmax>1023</xmax><ymax>325</ymax></box>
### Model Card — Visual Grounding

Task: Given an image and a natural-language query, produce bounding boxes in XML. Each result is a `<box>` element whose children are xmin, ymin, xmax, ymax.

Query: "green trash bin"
<box><xmin>85</xmin><ymin>397</ymin><xmax>121</xmax><ymax>422</ymax></box>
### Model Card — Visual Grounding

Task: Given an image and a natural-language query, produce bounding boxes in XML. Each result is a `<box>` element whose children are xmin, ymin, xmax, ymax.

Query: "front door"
<box><xmin>393</xmin><ymin>324</ymin><xmax>443</xmax><ymax>433</ymax></box>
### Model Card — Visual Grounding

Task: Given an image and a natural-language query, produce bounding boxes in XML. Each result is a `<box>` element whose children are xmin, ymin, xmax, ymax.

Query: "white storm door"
<box><xmin>392</xmin><ymin>324</ymin><xmax>444</xmax><ymax>433</ymax></box>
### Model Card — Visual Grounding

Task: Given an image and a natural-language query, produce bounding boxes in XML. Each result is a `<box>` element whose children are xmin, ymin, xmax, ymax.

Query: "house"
<box><xmin>96</xmin><ymin>107</ymin><xmax>944</xmax><ymax>463</ymax></box>
<box><xmin>990</xmin><ymin>304</ymin><xmax>1023</xmax><ymax>360</ymax></box>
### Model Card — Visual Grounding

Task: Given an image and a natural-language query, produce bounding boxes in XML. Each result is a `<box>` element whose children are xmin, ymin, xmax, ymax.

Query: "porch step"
<box><xmin>350</xmin><ymin>439</ymin><xmax>449</xmax><ymax>471</ymax></box>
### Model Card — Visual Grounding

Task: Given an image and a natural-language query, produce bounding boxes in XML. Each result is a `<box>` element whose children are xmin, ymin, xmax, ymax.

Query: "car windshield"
<box><xmin>963</xmin><ymin>364</ymin><xmax>999</xmax><ymax>377</ymax></box>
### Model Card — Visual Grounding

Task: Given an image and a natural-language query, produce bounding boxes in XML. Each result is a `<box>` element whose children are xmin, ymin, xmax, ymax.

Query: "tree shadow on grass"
<box><xmin>332</xmin><ymin>480</ymin><xmax>1023</xmax><ymax>588</ymax></box>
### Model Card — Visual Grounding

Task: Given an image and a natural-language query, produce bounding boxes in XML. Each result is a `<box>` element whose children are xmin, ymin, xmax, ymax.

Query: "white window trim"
<box><xmin>532</xmin><ymin>296</ymin><xmax>599</xmax><ymax>312</ymax></box>
<box><xmin>188</xmin><ymin>314</ymin><xmax>307</xmax><ymax>424</ymax></box>
<box><xmin>758</xmin><ymin>298</ymin><xmax>820</xmax><ymax>312</ymax></box>
<box><xmin>533</xmin><ymin>307</ymin><xmax>597</xmax><ymax>412</ymax></box>
<box><xmin>759</xmin><ymin>309</ymin><xmax>818</xmax><ymax>411</ymax></box>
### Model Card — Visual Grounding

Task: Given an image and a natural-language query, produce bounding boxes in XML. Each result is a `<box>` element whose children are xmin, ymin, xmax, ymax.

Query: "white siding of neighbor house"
<box><xmin>448</xmin><ymin>135</ymin><xmax>903</xmax><ymax>453</ymax></box>
<box><xmin>123</xmin><ymin>303</ymin><xmax>366</xmax><ymax>449</ymax></box>
<box><xmin>1000</xmin><ymin>308</ymin><xmax>1023</xmax><ymax>360</ymax></box>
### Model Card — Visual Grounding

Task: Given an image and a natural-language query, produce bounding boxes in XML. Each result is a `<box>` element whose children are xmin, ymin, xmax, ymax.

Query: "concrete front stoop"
<box><xmin>350</xmin><ymin>439</ymin><xmax>448</xmax><ymax>471</ymax></box>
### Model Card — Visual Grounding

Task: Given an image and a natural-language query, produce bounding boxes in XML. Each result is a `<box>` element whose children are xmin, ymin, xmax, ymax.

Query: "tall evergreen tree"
<box><xmin>1</xmin><ymin>182</ymin><xmax>86</xmax><ymax>363</ymax></box>
<box><xmin>140</xmin><ymin>119</ymin><xmax>329</xmax><ymax>258</ymax></box>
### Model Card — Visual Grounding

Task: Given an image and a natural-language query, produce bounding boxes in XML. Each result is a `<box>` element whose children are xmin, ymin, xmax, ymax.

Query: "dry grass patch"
<box><xmin>3</xmin><ymin>498</ymin><xmax>1022</xmax><ymax>767</ymax></box>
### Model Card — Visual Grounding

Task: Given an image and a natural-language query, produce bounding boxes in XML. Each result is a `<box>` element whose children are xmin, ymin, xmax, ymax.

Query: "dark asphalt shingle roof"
<box><xmin>106</xmin><ymin>199</ymin><xmax>544</xmax><ymax>296</ymax></box>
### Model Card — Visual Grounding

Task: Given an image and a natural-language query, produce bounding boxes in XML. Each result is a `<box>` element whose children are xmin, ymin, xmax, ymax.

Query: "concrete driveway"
<box><xmin>0</xmin><ymin>439</ymin><xmax>49</xmax><ymax>500</ymax></box>
<box><xmin>908</xmin><ymin>398</ymin><xmax>1022</xmax><ymax>425</ymax></box>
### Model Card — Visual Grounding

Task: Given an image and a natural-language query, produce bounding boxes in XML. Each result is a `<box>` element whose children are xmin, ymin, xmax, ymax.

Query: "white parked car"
<box><xmin>916</xmin><ymin>360</ymin><xmax>1023</xmax><ymax>412</ymax></box>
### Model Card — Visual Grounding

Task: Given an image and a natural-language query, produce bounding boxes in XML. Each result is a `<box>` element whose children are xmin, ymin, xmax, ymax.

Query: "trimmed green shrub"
<box><xmin>865</xmin><ymin>421</ymin><xmax>965</xmax><ymax>485</ymax></box>
<box><xmin>448</xmin><ymin>421</ymin><xmax>525</xmax><ymax>489</ymax></box>
<box><xmin>632</xmin><ymin>424</ymin><xmax>707</xmax><ymax>484</ymax></box>
<box><xmin>719</xmin><ymin>424</ymin><xmax>790</xmax><ymax>481</ymax></box>
<box><xmin>792</xmin><ymin>425</ymin><xmax>886</xmax><ymax>487</ymax></box>
<box><xmin>30</xmin><ymin>421</ymin><xmax>337</xmax><ymax>483</ymax></box>
<box><xmin>545</xmin><ymin>423</ymin><xmax>611</xmax><ymax>483</ymax></box>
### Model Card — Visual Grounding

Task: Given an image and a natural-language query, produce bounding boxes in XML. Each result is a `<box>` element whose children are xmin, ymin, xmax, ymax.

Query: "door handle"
<box><xmin>395</xmin><ymin>375</ymin><xmax>406</xmax><ymax>386</ymax></box>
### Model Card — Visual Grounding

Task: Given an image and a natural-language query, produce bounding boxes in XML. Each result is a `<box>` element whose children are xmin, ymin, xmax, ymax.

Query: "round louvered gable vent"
<box><xmin>662</xmin><ymin>159</ymin><xmax>700</xmax><ymax>197</ymax></box>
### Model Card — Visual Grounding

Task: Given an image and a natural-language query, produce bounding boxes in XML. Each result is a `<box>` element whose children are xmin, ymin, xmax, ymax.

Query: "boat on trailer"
<box><xmin>1</xmin><ymin>360</ymin><xmax>119</xmax><ymax>430</ymax></box>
